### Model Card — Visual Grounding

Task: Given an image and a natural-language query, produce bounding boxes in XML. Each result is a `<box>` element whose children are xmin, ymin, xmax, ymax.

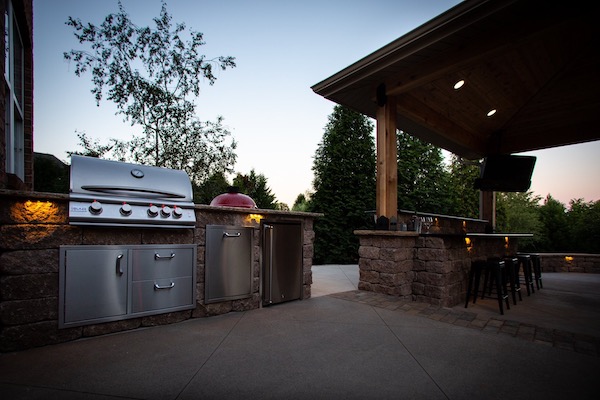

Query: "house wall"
<box><xmin>0</xmin><ymin>0</ymin><xmax>34</xmax><ymax>191</ymax></box>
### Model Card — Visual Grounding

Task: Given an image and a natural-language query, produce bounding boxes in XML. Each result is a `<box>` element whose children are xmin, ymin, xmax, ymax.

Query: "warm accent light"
<box><xmin>504</xmin><ymin>236</ymin><xmax>509</xmax><ymax>250</ymax></box>
<box><xmin>465</xmin><ymin>237</ymin><xmax>473</xmax><ymax>253</ymax></box>
<box><xmin>565</xmin><ymin>256</ymin><xmax>574</xmax><ymax>262</ymax></box>
<box><xmin>453</xmin><ymin>80</ymin><xmax>465</xmax><ymax>89</ymax></box>
<box><xmin>245</xmin><ymin>213</ymin><xmax>264</xmax><ymax>224</ymax></box>
<box><xmin>487</xmin><ymin>109</ymin><xmax>497</xmax><ymax>117</ymax></box>
<box><xmin>10</xmin><ymin>200</ymin><xmax>61</xmax><ymax>223</ymax></box>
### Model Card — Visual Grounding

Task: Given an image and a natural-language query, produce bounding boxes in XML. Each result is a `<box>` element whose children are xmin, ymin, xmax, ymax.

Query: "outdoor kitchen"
<box><xmin>0</xmin><ymin>156</ymin><xmax>321</xmax><ymax>352</ymax></box>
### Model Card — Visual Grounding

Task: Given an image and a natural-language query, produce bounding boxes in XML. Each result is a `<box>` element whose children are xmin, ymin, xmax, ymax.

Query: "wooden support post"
<box><xmin>375</xmin><ymin>85</ymin><xmax>397</xmax><ymax>227</ymax></box>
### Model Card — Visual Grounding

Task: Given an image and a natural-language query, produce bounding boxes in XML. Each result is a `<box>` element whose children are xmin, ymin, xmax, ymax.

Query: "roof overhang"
<box><xmin>312</xmin><ymin>0</ymin><xmax>600</xmax><ymax>159</ymax></box>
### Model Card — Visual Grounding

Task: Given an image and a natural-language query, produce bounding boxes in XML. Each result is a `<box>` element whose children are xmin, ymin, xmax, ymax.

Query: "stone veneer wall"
<box><xmin>538</xmin><ymin>253</ymin><xmax>600</xmax><ymax>273</ymax></box>
<box><xmin>356</xmin><ymin>231</ymin><xmax>519</xmax><ymax>307</ymax></box>
<box><xmin>0</xmin><ymin>190</ymin><xmax>319</xmax><ymax>352</ymax></box>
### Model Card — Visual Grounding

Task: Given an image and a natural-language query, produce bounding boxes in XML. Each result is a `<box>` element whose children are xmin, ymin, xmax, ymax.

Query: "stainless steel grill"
<box><xmin>68</xmin><ymin>155</ymin><xmax>196</xmax><ymax>228</ymax></box>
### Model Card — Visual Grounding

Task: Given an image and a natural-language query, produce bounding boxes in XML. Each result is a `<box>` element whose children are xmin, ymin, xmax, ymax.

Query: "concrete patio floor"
<box><xmin>1</xmin><ymin>265</ymin><xmax>599</xmax><ymax>399</ymax></box>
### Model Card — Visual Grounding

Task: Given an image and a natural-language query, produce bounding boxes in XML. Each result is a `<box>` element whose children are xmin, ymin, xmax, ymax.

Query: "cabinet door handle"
<box><xmin>116</xmin><ymin>254</ymin><xmax>124</xmax><ymax>276</ymax></box>
<box><xmin>154</xmin><ymin>282</ymin><xmax>175</xmax><ymax>290</ymax></box>
<box><xmin>223</xmin><ymin>232</ymin><xmax>241</xmax><ymax>238</ymax></box>
<box><xmin>154</xmin><ymin>252</ymin><xmax>175</xmax><ymax>260</ymax></box>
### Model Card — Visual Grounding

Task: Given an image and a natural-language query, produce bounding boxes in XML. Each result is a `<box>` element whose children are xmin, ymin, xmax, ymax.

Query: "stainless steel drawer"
<box><xmin>132</xmin><ymin>247</ymin><xmax>194</xmax><ymax>281</ymax></box>
<box><xmin>131</xmin><ymin>276</ymin><xmax>194</xmax><ymax>313</ymax></box>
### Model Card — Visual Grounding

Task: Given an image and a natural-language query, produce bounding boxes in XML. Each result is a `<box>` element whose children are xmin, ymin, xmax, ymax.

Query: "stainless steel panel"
<box><xmin>132</xmin><ymin>247</ymin><xmax>194</xmax><ymax>281</ymax></box>
<box><xmin>70</xmin><ymin>155</ymin><xmax>193</xmax><ymax>202</ymax></box>
<box><xmin>262</xmin><ymin>221</ymin><xmax>303</xmax><ymax>305</ymax></box>
<box><xmin>205</xmin><ymin>225</ymin><xmax>253</xmax><ymax>303</ymax></box>
<box><xmin>59</xmin><ymin>244</ymin><xmax>196</xmax><ymax>328</ymax></box>
<box><xmin>131</xmin><ymin>276</ymin><xmax>194</xmax><ymax>313</ymax></box>
<box><xmin>68</xmin><ymin>155</ymin><xmax>196</xmax><ymax>228</ymax></box>
<box><xmin>60</xmin><ymin>248</ymin><xmax>128</xmax><ymax>325</ymax></box>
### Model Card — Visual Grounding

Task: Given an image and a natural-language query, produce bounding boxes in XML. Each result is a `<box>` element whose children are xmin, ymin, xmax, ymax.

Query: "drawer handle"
<box><xmin>154</xmin><ymin>252</ymin><xmax>175</xmax><ymax>260</ymax></box>
<box><xmin>223</xmin><ymin>232</ymin><xmax>241</xmax><ymax>238</ymax></box>
<box><xmin>154</xmin><ymin>282</ymin><xmax>175</xmax><ymax>290</ymax></box>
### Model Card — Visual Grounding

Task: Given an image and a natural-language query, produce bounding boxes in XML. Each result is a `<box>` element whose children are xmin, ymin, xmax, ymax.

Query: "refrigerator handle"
<box><xmin>264</xmin><ymin>224</ymin><xmax>274</xmax><ymax>304</ymax></box>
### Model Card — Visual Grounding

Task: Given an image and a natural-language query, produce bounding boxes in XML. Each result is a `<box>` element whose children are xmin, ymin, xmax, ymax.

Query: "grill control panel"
<box><xmin>69</xmin><ymin>200</ymin><xmax>196</xmax><ymax>228</ymax></box>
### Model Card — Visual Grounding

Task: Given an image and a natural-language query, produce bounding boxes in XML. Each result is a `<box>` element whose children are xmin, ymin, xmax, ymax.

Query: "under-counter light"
<box><xmin>453</xmin><ymin>80</ymin><xmax>465</xmax><ymax>90</ymax></box>
<box><xmin>487</xmin><ymin>109</ymin><xmax>497</xmax><ymax>117</ymax></box>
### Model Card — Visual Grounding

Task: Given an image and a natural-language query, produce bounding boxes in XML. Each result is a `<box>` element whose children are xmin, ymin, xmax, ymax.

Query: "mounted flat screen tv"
<box><xmin>474</xmin><ymin>155</ymin><xmax>536</xmax><ymax>192</ymax></box>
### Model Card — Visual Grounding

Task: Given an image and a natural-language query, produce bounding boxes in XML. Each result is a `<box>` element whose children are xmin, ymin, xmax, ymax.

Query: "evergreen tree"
<box><xmin>446</xmin><ymin>155</ymin><xmax>480</xmax><ymax>218</ymax></box>
<box><xmin>194</xmin><ymin>171</ymin><xmax>230</xmax><ymax>205</ymax></box>
<box><xmin>309</xmin><ymin>105</ymin><xmax>376</xmax><ymax>264</ymax></box>
<box><xmin>292</xmin><ymin>193</ymin><xmax>311</xmax><ymax>212</ymax></box>
<box><xmin>233</xmin><ymin>170</ymin><xmax>277</xmax><ymax>209</ymax></box>
<box><xmin>396</xmin><ymin>131</ymin><xmax>450</xmax><ymax>214</ymax></box>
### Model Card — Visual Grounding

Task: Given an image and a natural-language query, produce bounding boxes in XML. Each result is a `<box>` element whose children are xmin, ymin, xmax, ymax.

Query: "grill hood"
<box><xmin>68</xmin><ymin>155</ymin><xmax>196</xmax><ymax>228</ymax></box>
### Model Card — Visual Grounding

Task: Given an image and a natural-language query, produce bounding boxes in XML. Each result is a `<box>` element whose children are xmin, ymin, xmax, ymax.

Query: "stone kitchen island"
<box><xmin>0</xmin><ymin>189</ymin><xmax>321</xmax><ymax>352</ymax></box>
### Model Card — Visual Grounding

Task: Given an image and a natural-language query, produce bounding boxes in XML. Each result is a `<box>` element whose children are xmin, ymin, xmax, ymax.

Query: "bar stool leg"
<box><xmin>518</xmin><ymin>255</ymin><xmax>534</xmax><ymax>296</ymax></box>
<box><xmin>531</xmin><ymin>254</ymin><xmax>543</xmax><ymax>289</ymax></box>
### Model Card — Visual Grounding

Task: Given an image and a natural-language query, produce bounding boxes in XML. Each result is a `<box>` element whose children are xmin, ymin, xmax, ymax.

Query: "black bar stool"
<box><xmin>465</xmin><ymin>258</ymin><xmax>510</xmax><ymax>315</ymax></box>
<box><xmin>502</xmin><ymin>256</ymin><xmax>522</xmax><ymax>305</ymax></box>
<box><xmin>529</xmin><ymin>253</ymin><xmax>543</xmax><ymax>289</ymax></box>
<box><xmin>516</xmin><ymin>254</ymin><xmax>535</xmax><ymax>295</ymax></box>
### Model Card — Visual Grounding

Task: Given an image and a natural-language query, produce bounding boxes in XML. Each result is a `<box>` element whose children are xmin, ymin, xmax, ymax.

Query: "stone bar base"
<box><xmin>355</xmin><ymin>230</ymin><xmax>519</xmax><ymax>307</ymax></box>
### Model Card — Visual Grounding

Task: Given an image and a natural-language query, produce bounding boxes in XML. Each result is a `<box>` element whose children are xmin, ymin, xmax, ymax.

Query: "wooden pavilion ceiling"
<box><xmin>312</xmin><ymin>0</ymin><xmax>600</xmax><ymax>160</ymax></box>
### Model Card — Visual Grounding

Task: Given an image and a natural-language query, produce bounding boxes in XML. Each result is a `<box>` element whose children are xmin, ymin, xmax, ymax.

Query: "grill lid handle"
<box><xmin>80</xmin><ymin>185</ymin><xmax>186</xmax><ymax>199</ymax></box>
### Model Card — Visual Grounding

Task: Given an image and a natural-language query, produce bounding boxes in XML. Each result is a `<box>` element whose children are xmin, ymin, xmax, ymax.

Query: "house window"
<box><xmin>4</xmin><ymin>0</ymin><xmax>25</xmax><ymax>180</ymax></box>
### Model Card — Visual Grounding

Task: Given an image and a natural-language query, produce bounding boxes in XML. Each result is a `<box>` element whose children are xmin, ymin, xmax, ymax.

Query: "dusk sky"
<box><xmin>33</xmin><ymin>0</ymin><xmax>600</xmax><ymax>207</ymax></box>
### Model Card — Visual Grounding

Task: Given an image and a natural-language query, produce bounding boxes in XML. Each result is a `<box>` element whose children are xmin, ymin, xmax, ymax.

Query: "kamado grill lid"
<box><xmin>210</xmin><ymin>186</ymin><xmax>257</xmax><ymax>209</ymax></box>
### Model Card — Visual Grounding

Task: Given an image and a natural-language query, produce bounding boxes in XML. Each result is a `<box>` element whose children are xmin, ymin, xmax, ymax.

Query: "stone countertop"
<box><xmin>195</xmin><ymin>203</ymin><xmax>323</xmax><ymax>218</ymax></box>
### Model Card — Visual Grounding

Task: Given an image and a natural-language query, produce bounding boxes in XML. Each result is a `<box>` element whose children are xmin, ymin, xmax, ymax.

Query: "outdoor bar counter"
<box><xmin>355</xmin><ymin>211</ymin><xmax>532</xmax><ymax>307</ymax></box>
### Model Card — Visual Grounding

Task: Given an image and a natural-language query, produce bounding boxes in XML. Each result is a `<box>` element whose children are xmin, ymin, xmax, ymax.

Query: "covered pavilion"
<box><xmin>312</xmin><ymin>0</ymin><xmax>600</xmax><ymax>228</ymax></box>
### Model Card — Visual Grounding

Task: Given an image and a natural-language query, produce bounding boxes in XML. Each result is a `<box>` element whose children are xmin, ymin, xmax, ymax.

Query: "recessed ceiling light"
<box><xmin>453</xmin><ymin>80</ymin><xmax>465</xmax><ymax>90</ymax></box>
<box><xmin>487</xmin><ymin>109</ymin><xmax>497</xmax><ymax>117</ymax></box>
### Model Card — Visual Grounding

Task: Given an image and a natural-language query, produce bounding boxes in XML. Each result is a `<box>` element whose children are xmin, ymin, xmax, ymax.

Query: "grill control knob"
<box><xmin>89</xmin><ymin>201</ymin><xmax>103</xmax><ymax>215</ymax></box>
<box><xmin>161</xmin><ymin>205</ymin><xmax>172</xmax><ymax>217</ymax></box>
<box><xmin>120</xmin><ymin>203</ymin><xmax>132</xmax><ymax>216</ymax></box>
<box><xmin>147</xmin><ymin>205</ymin><xmax>159</xmax><ymax>217</ymax></box>
<box><xmin>172</xmin><ymin>206</ymin><xmax>183</xmax><ymax>219</ymax></box>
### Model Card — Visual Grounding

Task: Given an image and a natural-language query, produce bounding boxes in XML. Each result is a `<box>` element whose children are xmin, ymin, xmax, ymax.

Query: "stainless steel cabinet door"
<box><xmin>60</xmin><ymin>248</ymin><xmax>128</xmax><ymax>326</ymax></box>
<box><xmin>205</xmin><ymin>225</ymin><xmax>253</xmax><ymax>303</ymax></box>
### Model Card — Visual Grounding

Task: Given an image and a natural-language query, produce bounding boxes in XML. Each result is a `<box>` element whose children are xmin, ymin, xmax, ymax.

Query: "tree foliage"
<box><xmin>396</xmin><ymin>131</ymin><xmax>451</xmax><ymax>214</ymax></box>
<box><xmin>233</xmin><ymin>170</ymin><xmax>278</xmax><ymax>209</ymax></box>
<box><xmin>564</xmin><ymin>198</ymin><xmax>600</xmax><ymax>253</ymax></box>
<box><xmin>445</xmin><ymin>155</ymin><xmax>480</xmax><ymax>218</ymax></box>
<box><xmin>309</xmin><ymin>105</ymin><xmax>376</xmax><ymax>264</ymax></box>
<box><xmin>292</xmin><ymin>193</ymin><xmax>311</xmax><ymax>212</ymax></box>
<box><xmin>64</xmin><ymin>0</ymin><xmax>237</xmax><ymax>184</ymax></box>
<box><xmin>193</xmin><ymin>171</ymin><xmax>231</xmax><ymax>205</ymax></box>
<box><xmin>496</xmin><ymin>192</ymin><xmax>544</xmax><ymax>251</ymax></box>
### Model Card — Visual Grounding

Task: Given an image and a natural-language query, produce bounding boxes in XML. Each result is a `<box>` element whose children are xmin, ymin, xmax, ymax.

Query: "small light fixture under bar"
<box><xmin>487</xmin><ymin>109</ymin><xmax>497</xmax><ymax>117</ymax></box>
<box><xmin>453</xmin><ymin>80</ymin><xmax>465</xmax><ymax>90</ymax></box>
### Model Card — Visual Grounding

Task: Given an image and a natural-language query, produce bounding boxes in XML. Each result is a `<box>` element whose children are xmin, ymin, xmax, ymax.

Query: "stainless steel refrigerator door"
<box><xmin>263</xmin><ymin>221</ymin><xmax>303</xmax><ymax>305</ymax></box>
